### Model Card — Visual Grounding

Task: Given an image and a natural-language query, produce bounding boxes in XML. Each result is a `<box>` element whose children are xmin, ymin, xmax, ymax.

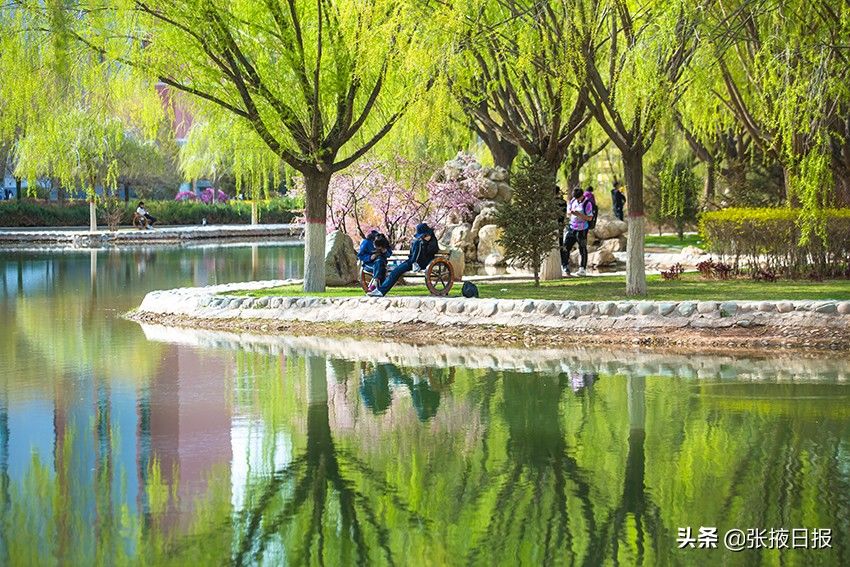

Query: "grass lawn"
<box><xmin>643</xmin><ymin>233</ymin><xmax>704</xmax><ymax>249</ymax></box>
<box><xmin>243</xmin><ymin>273</ymin><xmax>850</xmax><ymax>302</ymax></box>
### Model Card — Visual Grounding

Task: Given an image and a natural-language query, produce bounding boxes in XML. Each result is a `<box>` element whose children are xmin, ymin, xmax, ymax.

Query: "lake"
<box><xmin>0</xmin><ymin>244</ymin><xmax>848</xmax><ymax>565</ymax></box>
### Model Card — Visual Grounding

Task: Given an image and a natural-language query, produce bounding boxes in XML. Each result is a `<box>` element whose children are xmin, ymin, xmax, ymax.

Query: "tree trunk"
<box><xmin>89</xmin><ymin>200</ymin><xmax>97</xmax><ymax>232</ymax></box>
<box><xmin>15</xmin><ymin>177</ymin><xmax>21</xmax><ymax>201</ymax></box>
<box><xmin>303</xmin><ymin>171</ymin><xmax>332</xmax><ymax>293</ymax></box>
<box><xmin>704</xmin><ymin>161</ymin><xmax>716</xmax><ymax>203</ymax></box>
<box><xmin>251</xmin><ymin>200</ymin><xmax>259</xmax><ymax>225</ymax></box>
<box><xmin>480</xmin><ymin>128</ymin><xmax>518</xmax><ymax>172</ymax></box>
<box><xmin>124</xmin><ymin>184</ymin><xmax>130</xmax><ymax>205</ymax></box>
<box><xmin>623</xmin><ymin>152</ymin><xmax>647</xmax><ymax>296</ymax></box>
<box><xmin>567</xmin><ymin>165</ymin><xmax>581</xmax><ymax>193</ymax></box>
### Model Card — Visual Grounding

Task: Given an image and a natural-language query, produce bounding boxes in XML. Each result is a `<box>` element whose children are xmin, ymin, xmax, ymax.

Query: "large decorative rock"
<box><xmin>486</xmin><ymin>166</ymin><xmax>509</xmax><ymax>182</ymax></box>
<box><xmin>571</xmin><ymin>248</ymin><xmax>616</xmax><ymax>268</ymax></box>
<box><xmin>592</xmin><ymin>218</ymin><xmax>628</xmax><ymax>240</ymax></box>
<box><xmin>324</xmin><ymin>230</ymin><xmax>359</xmax><ymax>286</ymax></box>
<box><xmin>477</xmin><ymin>224</ymin><xmax>506</xmax><ymax>266</ymax></box>
<box><xmin>599</xmin><ymin>236</ymin><xmax>627</xmax><ymax>253</ymax></box>
<box><xmin>477</xmin><ymin>179</ymin><xmax>499</xmax><ymax>200</ymax></box>
<box><xmin>448</xmin><ymin>247</ymin><xmax>465</xmax><ymax>281</ymax></box>
<box><xmin>495</xmin><ymin>182</ymin><xmax>512</xmax><ymax>202</ymax></box>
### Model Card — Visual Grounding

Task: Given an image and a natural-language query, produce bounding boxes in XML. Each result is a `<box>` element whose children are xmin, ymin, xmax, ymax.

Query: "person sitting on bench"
<box><xmin>136</xmin><ymin>201</ymin><xmax>157</xmax><ymax>229</ymax></box>
<box><xmin>368</xmin><ymin>222</ymin><xmax>437</xmax><ymax>297</ymax></box>
<box><xmin>358</xmin><ymin>230</ymin><xmax>392</xmax><ymax>292</ymax></box>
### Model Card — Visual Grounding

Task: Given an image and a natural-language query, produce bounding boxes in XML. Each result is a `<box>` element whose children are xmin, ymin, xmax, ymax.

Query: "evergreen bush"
<box><xmin>495</xmin><ymin>158</ymin><xmax>562</xmax><ymax>285</ymax></box>
<box><xmin>700</xmin><ymin>208</ymin><xmax>850</xmax><ymax>277</ymax></box>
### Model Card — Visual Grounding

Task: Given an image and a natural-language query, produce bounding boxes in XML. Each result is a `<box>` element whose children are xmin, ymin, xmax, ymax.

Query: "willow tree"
<box><xmin>180</xmin><ymin>111</ymin><xmax>282</xmax><ymax>224</ymax></box>
<box><xmin>699</xmin><ymin>0</ymin><xmax>850</xmax><ymax>218</ymax></box>
<box><xmin>46</xmin><ymin>0</ymin><xmax>439</xmax><ymax>291</ymax></box>
<box><xmin>565</xmin><ymin>0</ymin><xmax>705</xmax><ymax>295</ymax></box>
<box><xmin>445</xmin><ymin>0</ymin><xmax>590</xmax><ymax>179</ymax></box>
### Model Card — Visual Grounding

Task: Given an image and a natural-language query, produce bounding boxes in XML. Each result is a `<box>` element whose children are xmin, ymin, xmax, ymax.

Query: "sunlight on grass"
<box><xmin>242</xmin><ymin>274</ymin><xmax>850</xmax><ymax>302</ymax></box>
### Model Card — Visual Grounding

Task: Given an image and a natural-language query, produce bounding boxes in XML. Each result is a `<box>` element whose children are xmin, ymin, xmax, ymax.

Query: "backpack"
<box><xmin>462</xmin><ymin>281</ymin><xmax>479</xmax><ymax>298</ymax></box>
<box><xmin>587</xmin><ymin>201</ymin><xmax>599</xmax><ymax>230</ymax></box>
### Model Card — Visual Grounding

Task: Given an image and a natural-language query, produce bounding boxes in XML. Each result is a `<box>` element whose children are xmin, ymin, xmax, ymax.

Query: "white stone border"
<box><xmin>136</xmin><ymin>279</ymin><xmax>850</xmax><ymax>331</ymax></box>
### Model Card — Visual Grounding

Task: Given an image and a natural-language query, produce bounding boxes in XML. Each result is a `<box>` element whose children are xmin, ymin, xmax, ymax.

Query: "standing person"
<box><xmin>583</xmin><ymin>186</ymin><xmax>598</xmax><ymax>230</ymax></box>
<box><xmin>611</xmin><ymin>180</ymin><xmax>626</xmax><ymax>221</ymax></box>
<box><xmin>368</xmin><ymin>223</ymin><xmax>437</xmax><ymax>297</ymax></box>
<box><xmin>136</xmin><ymin>201</ymin><xmax>157</xmax><ymax>229</ymax></box>
<box><xmin>561</xmin><ymin>188</ymin><xmax>593</xmax><ymax>277</ymax></box>
<box><xmin>358</xmin><ymin>230</ymin><xmax>392</xmax><ymax>292</ymax></box>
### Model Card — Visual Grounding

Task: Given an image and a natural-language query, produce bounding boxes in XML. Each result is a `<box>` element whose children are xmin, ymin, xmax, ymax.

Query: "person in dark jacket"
<box><xmin>358</xmin><ymin>230</ymin><xmax>392</xmax><ymax>290</ymax></box>
<box><xmin>611</xmin><ymin>180</ymin><xmax>626</xmax><ymax>221</ymax></box>
<box><xmin>368</xmin><ymin>222</ymin><xmax>437</xmax><ymax>297</ymax></box>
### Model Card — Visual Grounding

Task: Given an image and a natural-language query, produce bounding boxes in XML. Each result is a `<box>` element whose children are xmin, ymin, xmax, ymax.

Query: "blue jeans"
<box><xmin>378</xmin><ymin>259</ymin><xmax>414</xmax><ymax>295</ymax></box>
<box><xmin>363</xmin><ymin>257</ymin><xmax>387</xmax><ymax>284</ymax></box>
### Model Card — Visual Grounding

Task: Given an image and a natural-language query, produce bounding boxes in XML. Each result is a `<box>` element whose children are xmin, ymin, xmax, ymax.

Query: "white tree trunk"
<box><xmin>251</xmin><ymin>200</ymin><xmax>258</xmax><ymax>225</ymax></box>
<box><xmin>626</xmin><ymin>215</ymin><xmax>647</xmax><ymax>296</ymax></box>
<box><xmin>306</xmin><ymin>355</ymin><xmax>328</xmax><ymax>405</ymax></box>
<box><xmin>304</xmin><ymin>221</ymin><xmax>327</xmax><ymax>292</ymax></box>
<box><xmin>89</xmin><ymin>200</ymin><xmax>97</xmax><ymax>232</ymax></box>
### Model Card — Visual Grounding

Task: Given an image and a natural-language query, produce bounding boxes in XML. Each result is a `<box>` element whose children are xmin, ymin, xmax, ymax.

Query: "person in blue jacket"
<box><xmin>368</xmin><ymin>222</ymin><xmax>437</xmax><ymax>297</ymax></box>
<box><xmin>358</xmin><ymin>230</ymin><xmax>392</xmax><ymax>291</ymax></box>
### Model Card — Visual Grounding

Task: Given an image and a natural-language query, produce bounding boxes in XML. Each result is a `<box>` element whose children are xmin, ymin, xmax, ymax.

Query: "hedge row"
<box><xmin>699</xmin><ymin>208</ymin><xmax>850</xmax><ymax>277</ymax></box>
<box><xmin>0</xmin><ymin>199</ymin><xmax>301</xmax><ymax>227</ymax></box>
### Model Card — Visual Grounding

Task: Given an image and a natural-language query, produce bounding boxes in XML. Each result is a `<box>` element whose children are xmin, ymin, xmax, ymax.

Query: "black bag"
<box><xmin>587</xmin><ymin>202</ymin><xmax>599</xmax><ymax>230</ymax></box>
<box><xmin>462</xmin><ymin>281</ymin><xmax>479</xmax><ymax>298</ymax></box>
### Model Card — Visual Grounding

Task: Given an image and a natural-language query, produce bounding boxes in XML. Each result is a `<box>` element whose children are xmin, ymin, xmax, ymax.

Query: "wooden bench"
<box><xmin>359</xmin><ymin>251</ymin><xmax>455</xmax><ymax>296</ymax></box>
<box><xmin>132</xmin><ymin>211</ymin><xmax>147</xmax><ymax>229</ymax></box>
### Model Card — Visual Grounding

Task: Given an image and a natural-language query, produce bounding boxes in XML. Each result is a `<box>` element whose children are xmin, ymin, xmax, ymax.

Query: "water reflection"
<box><xmin>1</xmin><ymin>246</ymin><xmax>850</xmax><ymax>565</ymax></box>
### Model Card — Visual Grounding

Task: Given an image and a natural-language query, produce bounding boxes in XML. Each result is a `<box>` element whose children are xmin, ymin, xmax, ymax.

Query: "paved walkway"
<box><xmin>0</xmin><ymin>224</ymin><xmax>304</xmax><ymax>247</ymax></box>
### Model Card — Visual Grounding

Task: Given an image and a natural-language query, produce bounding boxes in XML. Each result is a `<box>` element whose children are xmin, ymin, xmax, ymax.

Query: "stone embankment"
<box><xmin>134</xmin><ymin>280</ymin><xmax>850</xmax><ymax>343</ymax></box>
<box><xmin>0</xmin><ymin>224</ymin><xmax>303</xmax><ymax>247</ymax></box>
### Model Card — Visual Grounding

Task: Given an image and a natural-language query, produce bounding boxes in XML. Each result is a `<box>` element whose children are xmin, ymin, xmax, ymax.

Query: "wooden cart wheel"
<box><xmin>425</xmin><ymin>257</ymin><xmax>454</xmax><ymax>296</ymax></box>
<box><xmin>359</xmin><ymin>268</ymin><xmax>373</xmax><ymax>292</ymax></box>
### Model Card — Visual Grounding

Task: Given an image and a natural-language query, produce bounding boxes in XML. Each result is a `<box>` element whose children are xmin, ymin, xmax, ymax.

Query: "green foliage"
<box><xmin>0</xmin><ymin>199</ymin><xmax>300</xmax><ymax>227</ymax></box>
<box><xmin>700</xmin><ymin>208</ymin><xmax>850</xmax><ymax>277</ymax></box>
<box><xmin>659</xmin><ymin>159</ymin><xmax>700</xmax><ymax>238</ymax></box>
<box><xmin>495</xmin><ymin>158</ymin><xmax>561</xmax><ymax>285</ymax></box>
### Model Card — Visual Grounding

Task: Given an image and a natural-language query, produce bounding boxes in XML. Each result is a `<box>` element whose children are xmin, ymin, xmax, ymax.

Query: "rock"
<box><xmin>446</xmin><ymin>301</ymin><xmax>465</xmax><ymax>314</ymax></box>
<box><xmin>535</xmin><ymin>300</ymin><xmax>556</xmax><ymax>315</ymax></box>
<box><xmin>719</xmin><ymin>301</ymin><xmax>738</xmax><ymax>317</ymax></box>
<box><xmin>255</xmin><ymin>297</ymin><xmax>269</xmax><ymax>308</ymax></box>
<box><xmin>478</xmin><ymin>178</ymin><xmax>499</xmax><ymax>200</ymax></box>
<box><xmin>678</xmin><ymin>302</ymin><xmax>697</xmax><ymax>317</ymax></box>
<box><xmin>758</xmin><ymin>301</ymin><xmax>776</xmax><ymax>312</ymax></box>
<box><xmin>588</xmin><ymin>249</ymin><xmax>617</xmax><ymax>268</ymax></box>
<box><xmin>559</xmin><ymin>302</ymin><xmax>575</xmax><ymax>317</ymax></box>
<box><xmin>599</xmin><ymin>237</ymin><xmax>627</xmax><ymax>253</ymax></box>
<box><xmin>488</xmin><ymin>166</ymin><xmax>509</xmax><ymax>182</ymax></box>
<box><xmin>598</xmin><ymin>302</ymin><xmax>617</xmax><ymax>316</ymax></box>
<box><xmin>839</xmin><ymin>302</ymin><xmax>850</xmax><ymax>315</ymax></box>
<box><xmin>495</xmin><ymin>182</ymin><xmax>513</xmax><ymax>202</ymax></box>
<box><xmin>681</xmin><ymin>246</ymin><xmax>707</xmax><ymax>257</ymax></box>
<box><xmin>815</xmin><ymin>302</ymin><xmax>837</xmax><ymax>314</ymax></box>
<box><xmin>470</xmin><ymin>206</ymin><xmax>499</xmax><ymax>241</ymax></box>
<box><xmin>658</xmin><ymin>303</ymin><xmax>677</xmax><ymax>316</ymax></box>
<box><xmin>520</xmin><ymin>300</ymin><xmax>535</xmax><ymax>313</ymax></box>
<box><xmin>617</xmin><ymin>303</ymin><xmax>634</xmax><ymax>316</ymax></box>
<box><xmin>592</xmin><ymin>218</ymin><xmax>628</xmax><ymax>240</ymax></box>
<box><xmin>697</xmin><ymin>301</ymin><xmax>718</xmax><ymax>314</ymax></box>
<box><xmin>324</xmin><ymin>230</ymin><xmax>359</xmax><ymax>286</ymax></box>
<box><xmin>447</xmin><ymin>248</ymin><xmax>465</xmax><ymax>280</ymax></box>
<box><xmin>776</xmin><ymin>301</ymin><xmax>794</xmax><ymax>313</ymax></box>
<box><xmin>577</xmin><ymin>303</ymin><xmax>594</xmax><ymax>316</ymax></box>
<box><xmin>477</xmin><ymin>225</ymin><xmax>506</xmax><ymax>266</ymax></box>
<box><xmin>636</xmin><ymin>302</ymin><xmax>655</xmax><ymax>315</ymax></box>
<box><xmin>478</xmin><ymin>301</ymin><xmax>498</xmax><ymax>317</ymax></box>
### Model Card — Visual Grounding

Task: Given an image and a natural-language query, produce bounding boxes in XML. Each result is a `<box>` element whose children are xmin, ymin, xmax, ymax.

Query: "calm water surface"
<box><xmin>1</xmin><ymin>244</ymin><xmax>849</xmax><ymax>566</ymax></box>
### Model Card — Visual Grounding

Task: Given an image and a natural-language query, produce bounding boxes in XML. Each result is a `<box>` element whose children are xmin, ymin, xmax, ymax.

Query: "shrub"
<box><xmin>0</xmin><ymin>198</ymin><xmax>300</xmax><ymax>227</ymax></box>
<box><xmin>495</xmin><ymin>158</ymin><xmax>561</xmax><ymax>286</ymax></box>
<box><xmin>699</xmin><ymin>208</ymin><xmax>850</xmax><ymax>277</ymax></box>
<box><xmin>660</xmin><ymin>263</ymin><xmax>684</xmax><ymax>280</ymax></box>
